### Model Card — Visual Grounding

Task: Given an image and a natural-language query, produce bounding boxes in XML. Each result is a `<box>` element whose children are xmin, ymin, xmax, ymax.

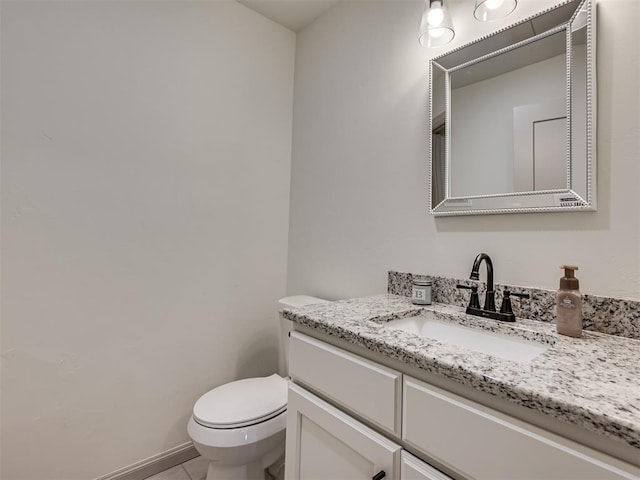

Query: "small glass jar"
<box><xmin>411</xmin><ymin>278</ymin><xmax>432</xmax><ymax>305</ymax></box>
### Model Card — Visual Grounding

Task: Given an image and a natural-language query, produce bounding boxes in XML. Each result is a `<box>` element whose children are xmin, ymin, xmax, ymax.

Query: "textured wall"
<box><xmin>0</xmin><ymin>2</ymin><xmax>295</xmax><ymax>478</ymax></box>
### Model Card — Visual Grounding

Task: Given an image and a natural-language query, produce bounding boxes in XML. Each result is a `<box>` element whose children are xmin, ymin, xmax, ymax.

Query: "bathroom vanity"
<box><xmin>282</xmin><ymin>296</ymin><xmax>640</xmax><ymax>480</ymax></box>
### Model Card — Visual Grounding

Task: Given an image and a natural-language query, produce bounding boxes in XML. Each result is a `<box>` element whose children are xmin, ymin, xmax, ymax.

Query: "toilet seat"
<box><xmin>188</xmin><ymin>409</ymin><xmax>286</xmax><ymax>449</ymax></box>
<box><xmin>193</xmin><ymin>374</ymin><xmax>288</xmax><ymax>429</ymax></box>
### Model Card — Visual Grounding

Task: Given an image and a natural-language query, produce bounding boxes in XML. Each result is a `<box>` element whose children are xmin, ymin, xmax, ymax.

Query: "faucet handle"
<box><xmin>456</xmin><ymin>284</ymin><xmax>480</xmax><ymax>309</ymax></box>
<box><xmin>499</xmin><ymin>290</ymin><xmax>530</xmax><ymax>315</ymax></box>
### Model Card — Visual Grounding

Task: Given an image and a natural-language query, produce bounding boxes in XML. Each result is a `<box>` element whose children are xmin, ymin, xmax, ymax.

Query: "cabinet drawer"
<box><xmin>403</xmin><ymin>377</ymin><xmax>639</xmax><ymax>480</ymax></box>
<box><xmin>289</xmin><ymin>331</ymin><xmax>402</xmax><ymax>435</ymax></box>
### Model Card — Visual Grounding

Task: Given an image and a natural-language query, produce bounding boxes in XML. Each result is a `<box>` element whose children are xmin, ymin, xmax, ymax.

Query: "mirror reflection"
<box><xmin>429</xmin><ymin>0</ymin><xmax>595</xmax><ymax>215</ymax></box>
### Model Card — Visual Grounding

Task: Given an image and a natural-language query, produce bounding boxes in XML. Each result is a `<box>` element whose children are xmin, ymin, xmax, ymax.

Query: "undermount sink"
<box><xmin>383</xmin><ymin>312</ymin><xmax>549</xmax><ymax>362</ymax></box>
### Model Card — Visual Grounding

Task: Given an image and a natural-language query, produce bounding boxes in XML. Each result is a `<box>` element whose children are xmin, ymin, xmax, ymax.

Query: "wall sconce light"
<box><xmin>418</xmin><ymin>0</ymin><xmax>455</xmax><ymax>48</ymax></box>
<box><xmin>473</xmin><ymin>0</ymin><xmax>518</xmax><ymax>22</ymax></box>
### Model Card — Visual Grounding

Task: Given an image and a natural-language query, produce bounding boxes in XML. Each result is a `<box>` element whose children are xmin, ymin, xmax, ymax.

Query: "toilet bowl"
<box><xmin>187</xmin><ymin>295</ymin><xmax>329</xmax><ymax>480</ymax></box>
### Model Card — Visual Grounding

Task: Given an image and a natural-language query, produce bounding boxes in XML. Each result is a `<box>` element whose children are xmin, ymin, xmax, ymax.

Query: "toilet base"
<box><xmin>203</xmin><ymin>443</ymin><xmax>283</xmax><ymax>480</ymax></box>
<box><xmin>266</xmin><ymin>453</ymin><xmax>285</xmax><ymax>480</ymax></box>
<box><xmin>206</xmin><ymin>459</ymin><xmax>264</xmax><ymax>480</ymax></box>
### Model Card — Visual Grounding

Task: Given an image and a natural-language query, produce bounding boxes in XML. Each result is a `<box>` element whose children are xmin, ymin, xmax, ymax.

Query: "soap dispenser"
<box><xmin>556</xmin><ymin>265</ymin><xmax>582</xmax><ymax>338</ymax></box>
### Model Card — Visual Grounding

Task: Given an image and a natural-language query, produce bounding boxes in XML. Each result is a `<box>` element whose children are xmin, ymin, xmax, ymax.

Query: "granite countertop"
<box><xmin>282</xmin><ymin>294</ymin><xmax>640</xmax><ymax>451</ymax></box>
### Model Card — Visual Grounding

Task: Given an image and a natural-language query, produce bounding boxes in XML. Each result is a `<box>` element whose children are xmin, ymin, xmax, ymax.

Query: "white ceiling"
<box><xmin>237</xmin><ymin>0</ymin><xmax>342</xmax><ymax>31</ymax></box>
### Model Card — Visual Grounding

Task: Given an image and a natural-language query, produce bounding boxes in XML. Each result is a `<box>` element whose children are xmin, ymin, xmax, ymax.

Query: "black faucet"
<box><xmin>456</xmin><ymin>253</ymin><xmax>529</xmax><ymax>322</ymax></box>
<box><xmin>470</xmin><ymin>253</ymin><xmax>496</xmax><ymax>312</ymax></box>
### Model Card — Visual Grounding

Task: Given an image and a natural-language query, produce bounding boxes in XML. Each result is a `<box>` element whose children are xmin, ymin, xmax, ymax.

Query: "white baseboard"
<box><xmin>94</xmin><ymin>442</ymin><xmax>199</xmax><ymax>480</ymax></box>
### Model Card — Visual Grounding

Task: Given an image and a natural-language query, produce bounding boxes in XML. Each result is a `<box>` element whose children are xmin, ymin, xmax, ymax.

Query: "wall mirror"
<box><xmin>429</xmin><ymin>0</ymin><xmax>596</xmax><ymax>216</ymax></box>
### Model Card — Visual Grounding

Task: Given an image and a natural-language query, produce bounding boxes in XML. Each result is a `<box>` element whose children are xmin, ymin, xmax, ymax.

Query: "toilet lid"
<box><xmin>193</xmin><ymin>374</ymin><xmax>288</xmax><ymax>429</ymax></box>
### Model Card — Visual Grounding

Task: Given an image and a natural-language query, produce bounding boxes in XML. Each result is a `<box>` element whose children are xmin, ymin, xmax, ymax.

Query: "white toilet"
<box><xmin>187</xmin><ymin>295</ymin><xmax>328</xmax><ymax>480</ymax></box>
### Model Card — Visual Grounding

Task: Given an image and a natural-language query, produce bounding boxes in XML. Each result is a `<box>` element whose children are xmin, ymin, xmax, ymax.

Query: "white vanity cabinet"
<box><xmin>286</xmin><ymin>331</ymin><xmax>639</xmax><ymax>480</ymax></box>
<box><xmin>286</xmin><ymin>331</ymin><xmax>452</xmax><ymax>480</ymax></box>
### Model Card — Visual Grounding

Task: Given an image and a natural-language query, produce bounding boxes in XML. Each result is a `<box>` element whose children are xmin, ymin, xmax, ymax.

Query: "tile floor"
<box><xmin>144</xmin><ymin>455</ymin><xmax>208</xmax><ymax>480</ymax></box>
<box><xmin>144</xmin><ymin>455</ymin><xmax>280</xmax><ymax>480</ymax></box>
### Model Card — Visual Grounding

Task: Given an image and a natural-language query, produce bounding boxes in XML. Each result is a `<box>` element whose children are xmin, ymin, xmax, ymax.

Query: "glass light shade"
<box><xmin>474</xmin><ymin>0</ymin><xmax>517</xmax><ymax>21</ymax></box>
<box><xmin>419</xmin><ymin>0</ymin><xmax>455</xmax><ymax>48</ymax></box>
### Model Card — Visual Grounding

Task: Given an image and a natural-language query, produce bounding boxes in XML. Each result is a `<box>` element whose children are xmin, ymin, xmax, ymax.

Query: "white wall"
<box><xmin>0</xmin><ymin>2</ymin><xmax>295</xmax><ymax>479</ymax></box>
<box><xmin>288</xmin><ymin>0</ymin><xmax>640</xmax><ymax>301</ymax></box>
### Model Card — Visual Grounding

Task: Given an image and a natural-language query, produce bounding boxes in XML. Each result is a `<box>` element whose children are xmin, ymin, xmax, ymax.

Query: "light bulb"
<box><xmin>427</xmin><ymin>3</ymin><xmax>444</xmax><ymax>27</ymax></box>
<box><xmin>419</xmin><ymin>0</ymin><xmax>454</xmax><ymax>48</ymax></box>
<box><xmin>483</xmin><ymin>0</ymin><xmax>504</xmax><ymax>10</ymax></box>
<box><xmin>474</xmin><ymin>0</ymin><xmax>517</xmax><ymax>21</ymax></box>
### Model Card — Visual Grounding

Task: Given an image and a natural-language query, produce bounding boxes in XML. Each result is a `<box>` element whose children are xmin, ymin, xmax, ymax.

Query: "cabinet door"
<box><xmin>285</xmin><ymin>383</ymin><xmax>401</xmax><ymax>480</ymax></box>
<box><xmin>401</xmin><ymin>451</ymin><xmax>453</xmax><ymax>480</ymax></box>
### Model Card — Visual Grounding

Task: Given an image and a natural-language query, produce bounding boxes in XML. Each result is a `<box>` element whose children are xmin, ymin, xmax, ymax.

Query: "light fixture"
<box><xmin>473</xmin><ymin>0</ymin><xmax>517</xmax><ymax>22</ymax></box>
<box><xmin>418</xmin><ymin>0</ymin><xmax>455</xmax><ymax>48</ymax></box>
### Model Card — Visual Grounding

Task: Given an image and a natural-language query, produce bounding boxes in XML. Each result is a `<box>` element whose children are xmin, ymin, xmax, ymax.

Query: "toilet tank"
<box><xmin>278</xmin><ymin>295</ymin><xmax>329</xmax><ymax>377</ymax></box>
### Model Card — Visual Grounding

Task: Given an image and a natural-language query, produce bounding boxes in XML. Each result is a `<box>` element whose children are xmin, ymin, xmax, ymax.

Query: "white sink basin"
<box><xmin>383</xmin><ymin>313</ymin><xmax>549</xmax><ymax>362</ymax></box>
